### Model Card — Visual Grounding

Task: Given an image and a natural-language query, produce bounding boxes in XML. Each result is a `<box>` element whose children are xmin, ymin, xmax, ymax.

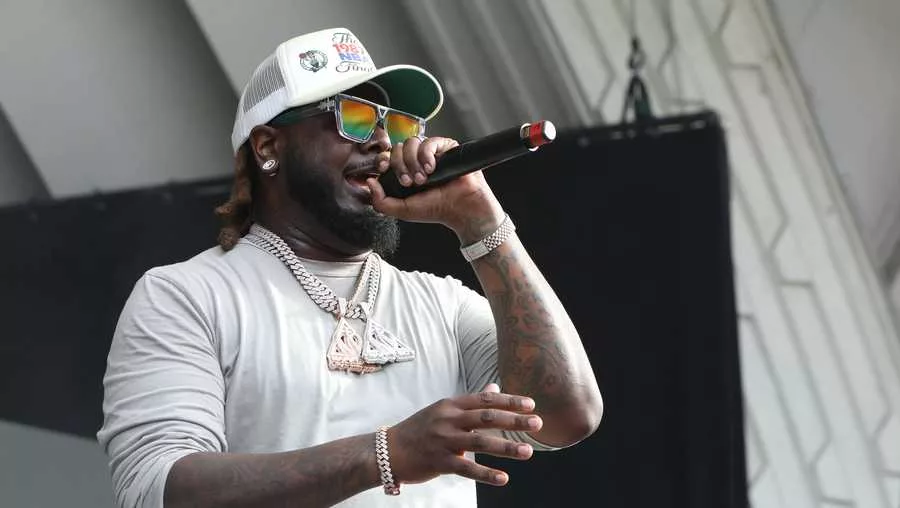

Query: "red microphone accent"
<box><xmin>523</xmin><ymin>120</ymin><xmax>555</xmax><ymax>149</ymax></box>
<box><xmin>528</xmin><ymin>122</ymin><xmax>545</xmax><ymax>148</ymax></box>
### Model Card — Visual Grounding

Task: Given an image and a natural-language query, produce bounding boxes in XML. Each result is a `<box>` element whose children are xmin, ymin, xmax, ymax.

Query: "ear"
<box><xmin>248</xmin><ymin>125</ymin><xmax>282</xmax><ymax>171</ymax></box>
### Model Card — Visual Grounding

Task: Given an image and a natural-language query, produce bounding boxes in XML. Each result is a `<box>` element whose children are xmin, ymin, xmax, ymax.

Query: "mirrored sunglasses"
<box><xmin>269</xmin><ymin>93</ymin><xmax>426</xmax><ymax>146</ymax></box>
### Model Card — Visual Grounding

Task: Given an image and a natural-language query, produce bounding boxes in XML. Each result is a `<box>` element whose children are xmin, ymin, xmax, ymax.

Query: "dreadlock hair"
<box><xmin>215</xmin><ymin>143</ymin><xmax>258</xmax><ymax>251</ymax></box>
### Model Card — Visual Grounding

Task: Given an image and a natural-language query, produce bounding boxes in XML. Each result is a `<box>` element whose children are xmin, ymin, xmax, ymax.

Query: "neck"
<box><xmin>253</xmin><ymin>209</ymin><xmax>371</xmax><ymax>263</ymax></box>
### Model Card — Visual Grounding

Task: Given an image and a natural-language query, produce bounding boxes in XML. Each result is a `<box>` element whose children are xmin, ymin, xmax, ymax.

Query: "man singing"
<box><xmin>97</xmin><ymin>27</ymin><xmax>603</xmax><ymax>508</ymax></box>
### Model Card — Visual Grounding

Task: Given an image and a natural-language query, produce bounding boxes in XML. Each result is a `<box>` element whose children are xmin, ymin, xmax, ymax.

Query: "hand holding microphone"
<box><xmin>378</xmin><ymin>121</ymin><xmax>556</xmax><ymax>199</ymax></box>
<box><xmin>367</xmin><ymin>120</ymin><xmax>556</xmax><ymax>236</ymax></box>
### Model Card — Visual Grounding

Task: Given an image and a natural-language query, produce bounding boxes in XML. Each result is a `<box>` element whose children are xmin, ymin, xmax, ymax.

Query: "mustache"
<box><xmin>346</xmin><ymin>159</ymin><xmax>377</xmax><ymax>171</ymax></box>
<box><xmin>344</xmin><ymin>153</ymin><xmax>390</xmax><ymax>176</ymax></box>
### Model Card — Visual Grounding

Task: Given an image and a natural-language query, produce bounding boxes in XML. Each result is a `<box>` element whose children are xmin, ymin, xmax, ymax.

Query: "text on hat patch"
<box><xmin>332</xmin><ymin>32</ymin><xmax>374</xmax><ymax>74</ymax></box>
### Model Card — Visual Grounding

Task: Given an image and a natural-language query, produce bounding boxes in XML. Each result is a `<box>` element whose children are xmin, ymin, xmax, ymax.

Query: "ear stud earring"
<box><xmin>261</xmin><ymin>159</ymin><xmax>279</xmax><ymax>175</ymax></box>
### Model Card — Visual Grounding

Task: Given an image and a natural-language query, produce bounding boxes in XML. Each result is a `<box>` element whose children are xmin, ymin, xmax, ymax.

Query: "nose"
<box><xmin>361</xmin><ymin>124</ymin><xmax>391</xmax><ymax>154</ymax></box>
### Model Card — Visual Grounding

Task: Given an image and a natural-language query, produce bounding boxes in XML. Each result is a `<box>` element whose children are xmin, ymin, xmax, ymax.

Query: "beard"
<box><xmin>283</xmin><ymin>147</ymin><xmax>400</xmax><ymax>257</ymax></box>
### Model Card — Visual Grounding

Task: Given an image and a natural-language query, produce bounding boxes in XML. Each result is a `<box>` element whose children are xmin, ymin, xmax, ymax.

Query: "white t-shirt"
<box><xmin>97</xmin><ymin>239</ymin><xmax>547</xmax><ymax>508</ymax></box>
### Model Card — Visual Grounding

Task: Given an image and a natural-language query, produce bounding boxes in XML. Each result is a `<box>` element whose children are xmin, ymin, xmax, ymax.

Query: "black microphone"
<box><xmin>378</xmin><ymin>121</ymin><xmax>556</xmax><ymax>199</ymax></box>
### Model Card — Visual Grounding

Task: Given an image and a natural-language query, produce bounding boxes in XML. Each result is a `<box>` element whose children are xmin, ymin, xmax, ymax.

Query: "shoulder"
<box><xmin>119</xmin><ymin>244</ymin><xmax>272</xmax><ymax>334</ymax></box>
<box><xmin>143</xmin><ymin>245</ymin><xmax>226</xmax><ymax>287</ymax></box>
<box><xmin>137</xmin><ymin>242</ymin><xmax>270</xmax><ymax>300</ymax></box>
<box><xmin>148</xmin><ymin>241</ymin><xmax>268</xmax><ymax>280</ymax></box>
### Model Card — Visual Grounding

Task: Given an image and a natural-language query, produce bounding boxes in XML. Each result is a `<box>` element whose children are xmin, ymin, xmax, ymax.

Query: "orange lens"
<box><xmin>339</xmin><ymin>98</ymin><xmax>378</xmax><ymax>141</ymax></box>
<box><xmin>385</xmin><ymin>112</ymin><xmax>422</xmax><ymax>145</ymax></box>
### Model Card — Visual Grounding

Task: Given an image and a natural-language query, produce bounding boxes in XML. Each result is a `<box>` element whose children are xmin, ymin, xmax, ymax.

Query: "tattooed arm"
<box><xmin>368</xmin><ymin>136</ymin><xmax>603</xmax><ymax>447</ymax></box>
<box><xmin>457</xmin><ymin>211</ymin><xmax>604</xmax><ymax>448</ymax></box>
<box><xmin>164</xmin><ymin>436</ymin><xmax>380</xmax><ymax>508</ymax></box>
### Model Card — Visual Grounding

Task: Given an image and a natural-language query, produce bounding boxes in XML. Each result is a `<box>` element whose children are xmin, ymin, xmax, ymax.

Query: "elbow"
<box><xmin>542</xmin><ymin>389</ymin><xmax>604</xmax><ymax>447</ymax></box>
<box><xmin>569</xmin><ymin>390</ymin><xmax>604</xmax><ymax>443</ymax></box>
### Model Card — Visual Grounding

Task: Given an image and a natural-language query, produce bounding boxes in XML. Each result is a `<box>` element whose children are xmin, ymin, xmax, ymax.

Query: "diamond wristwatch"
<box><xmin>460</xmin><ymin>214</ymin><xmax>516</xmax><ymax>262</ymax></box>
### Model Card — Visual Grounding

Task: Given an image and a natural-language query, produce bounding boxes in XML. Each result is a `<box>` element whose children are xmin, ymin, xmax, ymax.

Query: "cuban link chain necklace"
<box><xmin>244</xmin><ymin>223</ymin><xmax>415</xmax><ymax>374</ymax></box>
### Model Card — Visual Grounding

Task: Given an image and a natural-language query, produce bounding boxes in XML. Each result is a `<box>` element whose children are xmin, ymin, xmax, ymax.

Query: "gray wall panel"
<box><xmin>0</xmin><ymin>420</ymin><xmax>113</xmax><ymax>508</ymax></box>
<box><xmin>0</xmin><ymin>0</ymin><xmax>237</xmax><ymax>198</ymax></box>
<box><xmin>0</xmin><ymin>104</ymin><xmax>48</xmax><ymax>206</ymax></box>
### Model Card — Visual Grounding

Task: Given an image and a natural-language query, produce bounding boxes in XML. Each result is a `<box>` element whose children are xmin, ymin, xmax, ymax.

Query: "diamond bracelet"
<box><xmin>375</xmin><ymin>426</ymin><xmax>400</xmax><ymax>495</ymax></box>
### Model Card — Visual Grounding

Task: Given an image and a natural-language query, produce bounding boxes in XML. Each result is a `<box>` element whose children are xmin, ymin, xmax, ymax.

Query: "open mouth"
<box><xmin>344</xmin><ymin>171</ymin><xmax>380</xmax><ymax>189</ymax></box>
<box><xmin>344</xmin><ymin>163</ymin><xmax>382</xmax><ymax>193</ymax></box>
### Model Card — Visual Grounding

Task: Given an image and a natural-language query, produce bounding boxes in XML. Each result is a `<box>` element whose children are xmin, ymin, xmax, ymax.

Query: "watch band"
<box><xmin>460</xmin><ymin>214</ymin><xmax>516</xmax><ymax>262</ymax></box>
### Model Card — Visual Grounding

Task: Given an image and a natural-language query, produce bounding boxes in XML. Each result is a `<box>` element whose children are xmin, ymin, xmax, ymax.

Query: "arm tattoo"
<box><xmin>478</xmin><ymin>244</ymin><xmax>574</xmax><ymax>412</ymax></box>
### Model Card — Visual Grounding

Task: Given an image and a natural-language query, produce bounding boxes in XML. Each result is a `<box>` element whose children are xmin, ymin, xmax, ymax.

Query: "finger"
<box><xmin>447</xmin><ymin>456</ymin><xmax>509</xmax><ymax>486</ymax></box>
<box><xmin>417</xmin><ymin>137</ymin><xmax>437</xmax><ymax>175</ymax></box>
<box><xmin>367</xmin><ymin>176</ymin><xmax>387</xmax><ymax>206</ymax></box>
<box><xmin>456</xmin><ymin>391</ymin><xmax>535</xmax><ymax>413</ymax></box>
<box><xmin>482</xmin><ymin>383</ymin><xmax>501</xmax><ymax>394</ymax></box>
<box><xmin>458</xmin><ymin>408</ymin><xmax>543</xmax><ymax>432</ymax></box>
<box><xmin>420</xmin><ymin>137</ymin><xmax>460</xmax><ymax>176</ymax></box>
<box><xmin>454</xmin><ymin>432</ymin><xmax>534</xmax><ymax>460</ymax></box>
<box><xmin>367</xmin><ymin>177</ymin><xmax>412</xmax><ymax>220</ymax></box>
<box><xmin>375</xmin><ymin>151</ymin><xmax>391</xmax><ymax>173</ymax></box>
<box><xmin>390</xmin><ymin>142</ymin><xmax>412</xmax><ymax>187</ymax></box>
<box><xmin>402</xmin><ymin>136</ymin><xmax>426</xmax><ymax>185</ymax></box>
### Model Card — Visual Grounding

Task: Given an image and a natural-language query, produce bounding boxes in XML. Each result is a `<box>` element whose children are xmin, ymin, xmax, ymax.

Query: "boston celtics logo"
<box><xmin>298</xmin><ymin>50</ymin><xmax>328</xmax><ymax>73</ymax></box>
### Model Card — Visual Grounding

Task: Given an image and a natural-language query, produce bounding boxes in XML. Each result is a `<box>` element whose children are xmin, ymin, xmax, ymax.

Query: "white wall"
<box><xmin>768</xmin><ymin>0</ymin><xmax>900</xmax><ymax>280</ymax></box>
<box><xmin>892</xmin><ymin>276</ymin><xmax>900</xmax><ymax>335</ymax></box>
<box><xmin>0</xmin><ymin>0</ymin><xmax>237</xmax><ymax>199</ymax></box>
<box><xmin>0</xmin><ymin>420</ymin><xmax>113</xmax><ymax>508</ymax></box>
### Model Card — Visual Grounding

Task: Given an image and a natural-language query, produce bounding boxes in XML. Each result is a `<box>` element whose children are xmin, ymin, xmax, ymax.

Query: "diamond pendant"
<box><xmin>361</xmin><ymin>318</ymin><xmax>416</xmax><ymax>365</ymax></box>
<box><xmin>326</xmin><ymin>317</ymin><xmax>381</xmax><ymax>374</ymax></box>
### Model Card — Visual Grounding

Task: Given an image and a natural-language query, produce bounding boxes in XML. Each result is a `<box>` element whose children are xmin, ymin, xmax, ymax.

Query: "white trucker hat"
<box><xmin>231</xmin><ymin>27</ymin><xmax>444</xmax><ymax>153</ymax></box>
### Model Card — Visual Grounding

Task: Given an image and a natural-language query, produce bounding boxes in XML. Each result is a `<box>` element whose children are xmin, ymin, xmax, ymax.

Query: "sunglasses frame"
<box><xmin>268</xmin><ymin>93</ymin><xmax>426</xmax><ymax>146</ymax></box>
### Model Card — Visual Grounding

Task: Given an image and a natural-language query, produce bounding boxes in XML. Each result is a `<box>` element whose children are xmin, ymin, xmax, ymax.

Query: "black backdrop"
<box><xmin>0</xmin><ymin>111</ymin><xmax>747</xmax><ymax>507</ymax></box>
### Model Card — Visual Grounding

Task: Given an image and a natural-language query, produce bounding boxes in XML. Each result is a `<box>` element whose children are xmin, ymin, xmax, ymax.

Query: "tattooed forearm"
<box><xmin>479</xmin><ymin>245</ymin><xmax>573</xmax><ymax>408</ymax></box>
<box><xmin>471</xmin><ymin>233</ymin><xmax>603</xmax><ymax>446</ymax></box>
<box><xmin>485</xmin><ymin>252</ymin><xmax>572</xmax><ymax>411</ymax></box>
<box><xmin>164</xmin><ymin>433</ymin><xmax>380</xmax><ymax>508</ymax></box>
